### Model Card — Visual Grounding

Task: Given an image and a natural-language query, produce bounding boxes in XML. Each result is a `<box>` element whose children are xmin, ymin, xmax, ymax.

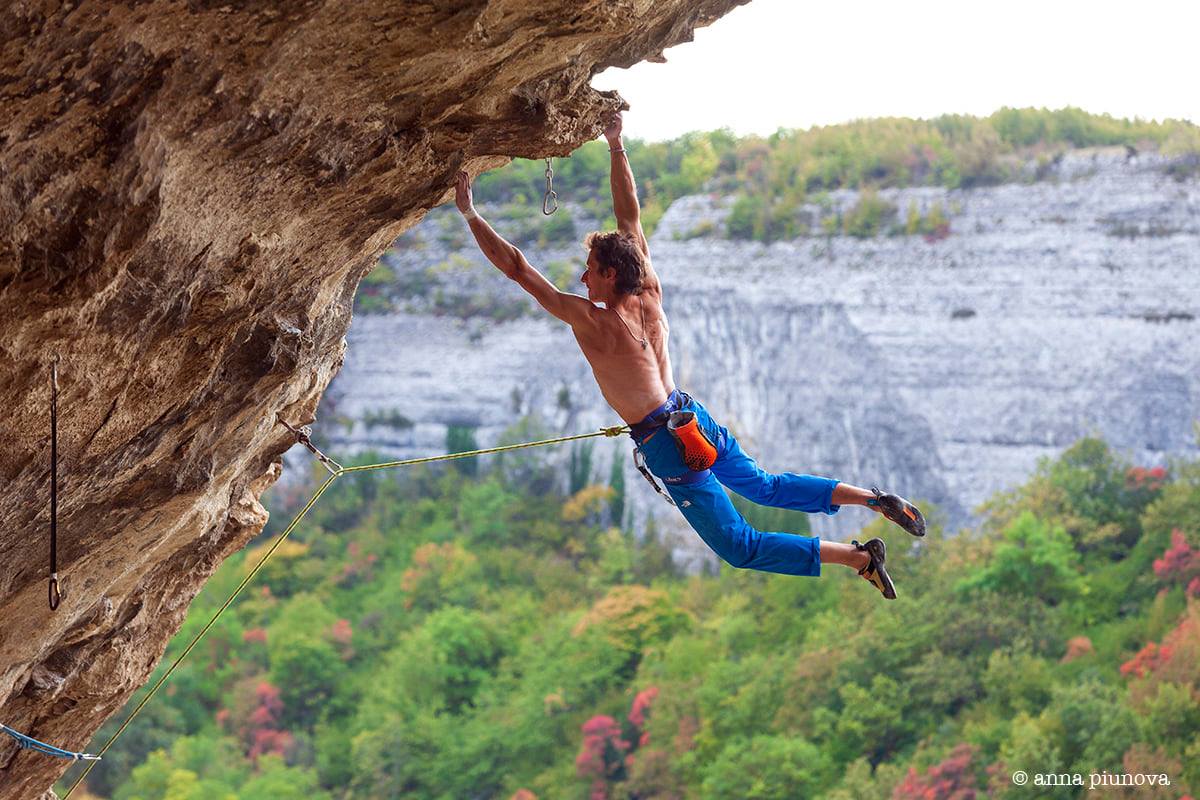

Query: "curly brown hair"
<box><xmin>584</xmin><ymin>231</ymin><xmax>646</xmax><ymax>296</ymax></box>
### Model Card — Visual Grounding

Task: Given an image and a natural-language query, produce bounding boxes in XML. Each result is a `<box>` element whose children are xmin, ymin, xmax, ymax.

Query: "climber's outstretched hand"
<box><xmin>603</xmin><ymin>112</ymin><xmax>623</xmax><ymax>144</ymax></box>
<box><xmin>455</xmin><ymin>170</ymin><xmax>475</xmax><ymax>214</ymax></box>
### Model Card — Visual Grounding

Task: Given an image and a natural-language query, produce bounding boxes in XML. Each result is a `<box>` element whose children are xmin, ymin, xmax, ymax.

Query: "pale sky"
<box><xmin>592</xmin><ymin>0</ymin><xmax>1199</xmax><ymax>142</ymax></box>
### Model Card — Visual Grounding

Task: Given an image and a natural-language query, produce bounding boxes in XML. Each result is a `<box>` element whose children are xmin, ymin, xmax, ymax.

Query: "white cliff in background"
<box><xmin>300</xmin><ymin>149</ymin><xmax>1199</xmax><ymax>571</ymax></box>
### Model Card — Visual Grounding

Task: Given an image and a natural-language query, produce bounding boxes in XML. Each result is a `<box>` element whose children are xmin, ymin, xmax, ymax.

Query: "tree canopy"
<box><xmin>62</xmin><ymin>433</ymin><xmax>1200</xmax><ymax>799</ymax></box>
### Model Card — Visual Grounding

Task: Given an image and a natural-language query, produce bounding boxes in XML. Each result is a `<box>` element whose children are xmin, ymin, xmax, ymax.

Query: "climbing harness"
<box><xmin>61</xmin><ymin>417</ymin><xmax>629</xmax><ymax>797</ymax></box>
<box><xmin>542</xmin><ymin>158</ymin><xmax>558</xmax><ymax>215</ymax></box>
<box><xmin>626</xmin><ymin>390</ymin><xmax>715</xmax><ymax>505</ymax></box>
<box><xmin>0</xmin><ymin>723</ymin><xmax>100</xmax><ymax>761</ymax></box>
<box><xmin>49</xmin><ymin>356</ymin><xmax>61</xmax><ymax>610</ymax></box>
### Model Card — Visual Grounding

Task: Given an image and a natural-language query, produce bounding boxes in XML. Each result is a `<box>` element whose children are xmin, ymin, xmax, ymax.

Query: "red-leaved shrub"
<box><xmin>892</xmin><ymin>743</ymin><xmax>985</xmax><ymax>800</ymax></box>
<box><xmin>628</xmin><ymin>686</ymin><xmax>659</xmax><ymax>746</ymax></box>
<box><xmin>576</xmin><ymin>715</ymin><xmax>628</xmax><ymax>799</ymax></box>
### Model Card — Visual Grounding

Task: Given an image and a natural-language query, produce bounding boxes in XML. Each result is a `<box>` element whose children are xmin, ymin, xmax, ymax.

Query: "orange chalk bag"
<box><xmin>666</xmin><ymin>410</ymin><xmax>718</xmax><ymax>472</ymax></box>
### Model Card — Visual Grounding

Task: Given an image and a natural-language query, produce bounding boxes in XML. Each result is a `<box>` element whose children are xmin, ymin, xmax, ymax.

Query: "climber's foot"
<box><xmin>868</xmin><ymin>487</ymin><xmax>926</xmax><ymax>537</ymax></box>
<box><xmin>853</xmin><ymin>537</ymin><xmax>896</xmax><ymax>600</ymax></box>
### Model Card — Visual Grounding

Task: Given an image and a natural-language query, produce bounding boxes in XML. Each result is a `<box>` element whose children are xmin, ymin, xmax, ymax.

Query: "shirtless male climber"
<box><xmin>453</xmin><ymin>112</ymin><xmax>926</xmax><ymax>599</ymax></box>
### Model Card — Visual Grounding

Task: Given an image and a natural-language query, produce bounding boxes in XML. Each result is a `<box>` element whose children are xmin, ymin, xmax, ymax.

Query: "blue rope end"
<box><xmin>1</xmin><ymin>723</ymin><xmax>101</xmax><ymax>761</ymax></box>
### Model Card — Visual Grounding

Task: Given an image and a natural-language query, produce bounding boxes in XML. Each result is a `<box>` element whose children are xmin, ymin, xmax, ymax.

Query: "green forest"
<box><xmin>468</xmin><ymin>107</ymin><xmax>1200</xmax><ymax>242</ymax></box>
<box><xmin>61</xmin><ymin>430</ymin><xmax>1200</xmax><ymax>799</ymax></box>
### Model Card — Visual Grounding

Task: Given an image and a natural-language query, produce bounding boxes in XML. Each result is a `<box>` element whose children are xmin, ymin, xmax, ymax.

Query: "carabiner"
<box><xmin>542</xmin><ymin>158</ymin><xmax>558</xmax><ymax>215</ymax></box>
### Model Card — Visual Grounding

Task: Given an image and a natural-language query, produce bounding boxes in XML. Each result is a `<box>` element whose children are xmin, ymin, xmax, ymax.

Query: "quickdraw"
<box><xmin>49</xmin><ymin>356</ymin><xmax>61</xmax><ymax>611</ymax></box>
<box><xmin>542</xmin><ymin>158</ymin><xmax>558</xmax><ymax>215</ymax></box>
<box><xmin>632</xmin><ymin>446</ymin><xmax>675</xmax><ymax>506</ymax></box>
<box><xmin>276</xmin><ymin>415</ymin><xmax>343</xmax><ymax>475</ymax></box>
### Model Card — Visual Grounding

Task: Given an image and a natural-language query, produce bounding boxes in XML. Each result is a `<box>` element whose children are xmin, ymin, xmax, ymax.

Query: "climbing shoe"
<box><xmin>853</xmin><ymin>537</ymin><xmax>896</xmax><ymax>599</ymax></box>
<box><xmin>869</xmin><ymin>486</ymin><xmax>926</xmax><ymax>537</ymax></box>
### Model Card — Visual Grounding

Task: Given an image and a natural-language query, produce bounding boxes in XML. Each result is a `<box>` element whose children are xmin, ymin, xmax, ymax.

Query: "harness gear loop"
<box><xmin>49</xmin><ymin>355</ymin><xmax>61</xmax><ymax>611</ymax></box>
<box><xmin>632</xmin><ymin>446</ymin><xmax>675</xmax><ymax>506</ymax></box>
<box><xmin>277</xmin><ymin>416</ymin><xmax>343</xmax><ymax>474</ymax></box>
<box><xmin>542</xmin><ymin>158</ymin><xmax>558</xmax><ymax>215</ymax></box>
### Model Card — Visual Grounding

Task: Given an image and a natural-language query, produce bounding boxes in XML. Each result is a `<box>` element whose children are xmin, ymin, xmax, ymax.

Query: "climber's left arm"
<box><xmin>455</xmin><ymin>171</ymin><xmax>598</xmax><ymax>330</ymax></box>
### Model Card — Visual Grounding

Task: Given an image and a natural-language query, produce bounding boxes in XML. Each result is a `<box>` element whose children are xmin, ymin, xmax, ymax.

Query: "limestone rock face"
<box><xmin>324</xmin><ymin>151</ymin><xmax>1200</xmax><ymax>565</ymax></box>
<box><xmin>0</xmin><ymin>2</ymin><xmax>746</xmax><ymax>795</ymax></box>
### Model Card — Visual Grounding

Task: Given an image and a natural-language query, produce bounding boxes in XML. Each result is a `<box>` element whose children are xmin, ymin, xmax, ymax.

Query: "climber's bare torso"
<box><xmin>572</xmin><ymin>248</ymin><xmax>675</xmax><ymax>424</ymax></box>
<box><xmin>456</xmin><ymin>112</ymin><xmax>673</xmax><ymax>423</ymax></box>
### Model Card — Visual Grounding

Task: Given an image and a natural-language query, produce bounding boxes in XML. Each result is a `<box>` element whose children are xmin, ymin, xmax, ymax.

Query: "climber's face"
<box><xmin>581</xmin><ymin>248</ymin><xmax>615</xmax><ymax>304</ymax></box>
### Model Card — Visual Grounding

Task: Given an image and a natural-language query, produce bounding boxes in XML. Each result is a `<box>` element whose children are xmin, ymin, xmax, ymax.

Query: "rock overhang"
<box><xmin>0</xmin><ymin>2</ymin><xmax>748</xmax><ymax>795</ymax></box>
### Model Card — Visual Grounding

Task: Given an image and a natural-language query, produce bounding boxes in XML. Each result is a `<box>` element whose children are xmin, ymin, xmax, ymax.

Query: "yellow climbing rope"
<box><xmin>63</xmin><ymin>420</ymin><xmax>629</xmax><ymax>797</ymax></box>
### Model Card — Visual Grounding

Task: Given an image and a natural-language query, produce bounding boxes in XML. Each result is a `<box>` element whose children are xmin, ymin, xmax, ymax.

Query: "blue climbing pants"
<box><xmin>632</xmin><ymin>390</ymin><xmax>839</xmax><ymax>577</ymax></box>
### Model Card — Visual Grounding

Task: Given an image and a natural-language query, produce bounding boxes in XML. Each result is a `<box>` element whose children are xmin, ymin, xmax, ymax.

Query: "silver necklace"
<box><xmin>614</xmin><ymin>296</ymin><xmax>648</xmax><ymax>349</ymax></box>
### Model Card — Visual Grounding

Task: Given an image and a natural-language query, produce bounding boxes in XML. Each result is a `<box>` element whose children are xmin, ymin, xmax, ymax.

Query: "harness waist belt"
<box><xmin>629</xmin><ymin>389</ymin><xmax>690</xmax><ymax>442</ymax></box>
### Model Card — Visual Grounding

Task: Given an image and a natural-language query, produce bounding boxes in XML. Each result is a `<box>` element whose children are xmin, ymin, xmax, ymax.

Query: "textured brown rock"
<box><xmin>0</xmin><ymin>1</ymin><xmax>746</xmax><ymax>795</ymax></box>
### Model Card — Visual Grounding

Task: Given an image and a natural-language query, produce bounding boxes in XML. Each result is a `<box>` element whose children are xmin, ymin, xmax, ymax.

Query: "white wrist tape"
<box><xmin>462</xmin><ymin>208</ymin><xmax>479</xmax><ymax>221</ymax></box>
